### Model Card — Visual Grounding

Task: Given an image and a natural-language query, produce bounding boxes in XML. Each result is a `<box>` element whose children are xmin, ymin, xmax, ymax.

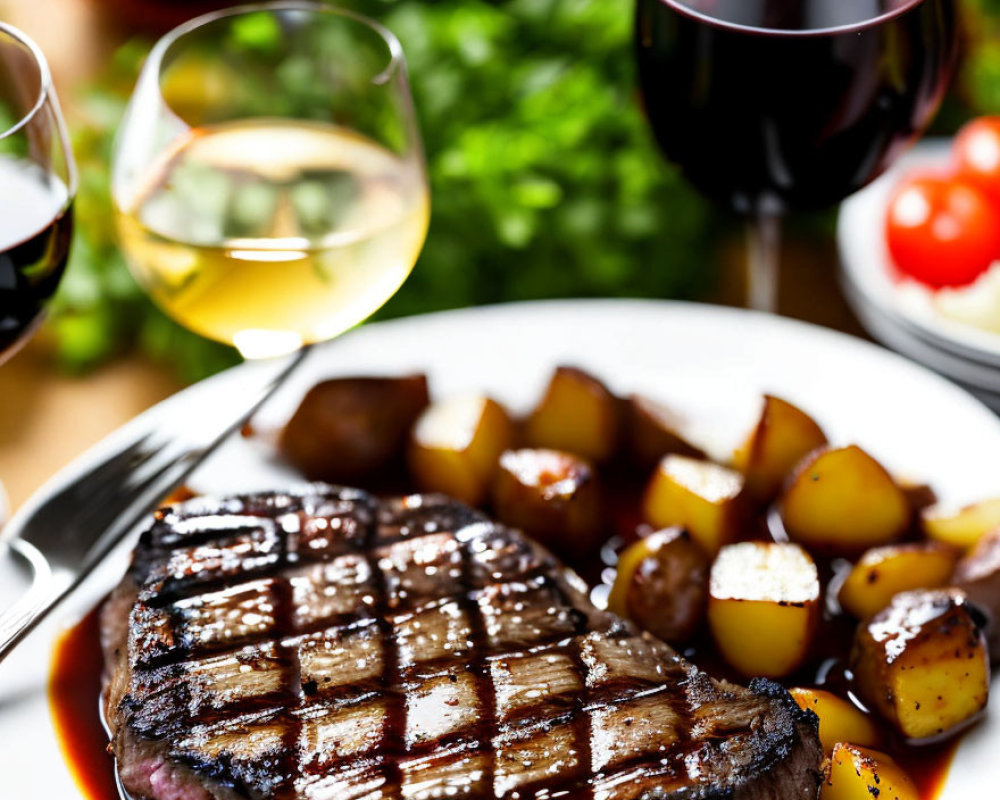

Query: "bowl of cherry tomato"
<box><xmin>839</xmin><ymin>117</ymin><xmax>1000</xmax><ymax>409</ymax></box>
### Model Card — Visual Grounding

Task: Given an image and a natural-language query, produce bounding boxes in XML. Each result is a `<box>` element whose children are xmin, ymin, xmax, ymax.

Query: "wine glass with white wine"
<box><xmin>112</xmin><ymin>1</ymin><xmax>429</xmax><ymax>363</ymax></box>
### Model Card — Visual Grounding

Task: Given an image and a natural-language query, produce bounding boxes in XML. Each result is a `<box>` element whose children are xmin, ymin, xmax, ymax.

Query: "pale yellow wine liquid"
<box><xmin>115</xmin><ymin>120</ymin><xmax>429</xmax><ymax>358</ymax></box>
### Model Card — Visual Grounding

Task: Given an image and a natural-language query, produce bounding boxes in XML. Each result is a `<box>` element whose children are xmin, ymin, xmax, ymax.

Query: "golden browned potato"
<box><xmin>707</xmin><ymin>542</ymin><xmax>820</xmax><ymax>678</ymax></box>
<box><xmin>522</xmin><ymin>366</ymin><xmax>621</xmax><ymax>462</ymax></box>
<box><xmin>851</xmin><ymin>589</ymin><xmax>990</xmax><ymax>742</ymax></box>
<box><xmin>607</xmin><ymin>527</ymin><xmax>710</xmax><ymax>644</ymax></box>
<box><xmin>732</xmin><ymin>394</ymin><xmax>828</xmax><ymax>503</ymax></box>
<box><xmin>821</xmin><ymin>743</ymin><xmax>918</xmax><ymax>800</ymax></box>
<box><xmin>788</xmin><ymin>688</ymin><xmax>881</xmax><ymax>754</ymax></box>
<box><xmin>279</xmin><ymin>375</ymin><xmax>429</xmax><ymax>481</ymax></box>
<box><xmin>642</xmin><ymin>455</ymin><xmax>747</xmax><ymax>556</ymax></box>
<box><xmin>625</xmin><ymin>394</ymin><xmax>706</xmax><ymax>468</ymax></box>
<box><xmin>491</xmin><ymin>448</ymin><xmax>604</xmax><ymax>555</ymax></box>
<box><xmin>837</xmin><ymin>542</ymin><xmax>959</xmax><ymax>620</ymax></box>
<box><xmin>407</xmin><ymin>395</ymin><xmax>515</xmax><ymax>506</ymax></box>
<box><xmin>779</xmin><ymin>445</ymin><xmax>911</xmax><ymax>554</ymax></box>
<box><xmin>953</xmin><ymin>527</ymin><xmax>1000</xmax><ymax>660</ymax></box>
<box><xmin>922</xmin><ymin>497</ymin><xmax>1000</xmax><ymax>551</ymax></box>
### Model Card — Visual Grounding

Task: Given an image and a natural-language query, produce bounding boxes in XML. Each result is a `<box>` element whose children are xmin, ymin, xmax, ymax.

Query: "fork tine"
<box><xmin>7</xmin><ymin>437</ymin><xmax>180</xmax><ymax>565</ymax></box>
<box><xmin>0</xmin><ymin>540</ymin><xmax>54</xmax><ymax>658</ymax></box>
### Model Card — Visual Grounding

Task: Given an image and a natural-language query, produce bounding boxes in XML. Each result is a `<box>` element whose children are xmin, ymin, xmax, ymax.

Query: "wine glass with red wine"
<box><xmin>0</xmin><ymin>23</ymin><xmax>75</xmax><ymax>363</ymax></box>
<box><xmin>635</xmin><ymin>0</ymin><xmax>958</xmax><ymax>311</ymax></box>
<box><xmin>0</xmin><ymin>23</ymin><xmax>76</xmax><ymax>362</ymax></box>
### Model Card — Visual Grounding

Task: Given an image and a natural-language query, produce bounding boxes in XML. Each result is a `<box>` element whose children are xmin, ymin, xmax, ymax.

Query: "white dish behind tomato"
<box><xmin>839</xmin><ymin>139</ymin><xmax>1000</xmax><ymax>368</ymax></box>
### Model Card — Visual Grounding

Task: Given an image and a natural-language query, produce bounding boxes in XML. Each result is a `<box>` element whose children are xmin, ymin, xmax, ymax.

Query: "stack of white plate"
<box><xmin>838</xmin><ymin>140</ymin><xmax>1000</xmax><ymax>412</ymax></box>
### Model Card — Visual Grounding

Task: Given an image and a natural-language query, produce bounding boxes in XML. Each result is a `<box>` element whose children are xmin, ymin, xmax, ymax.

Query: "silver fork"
<box><xmin>0</xmin><ymin>346</ymin><xmax>310</xmax><ymax>663</ymax></box>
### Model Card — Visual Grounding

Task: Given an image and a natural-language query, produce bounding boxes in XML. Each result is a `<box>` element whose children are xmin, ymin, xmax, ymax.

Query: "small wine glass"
<box><xmin>635</xmin><ymin>0</ymin><xmax>958</xmax><ymax>312</ymax></box>
<box><xmin>0</xmin><ymin>22</ymin><xmax>75</xmax><ymax>365</ymax></box>
<box><xmin>112</xmin><ymin>1</ymin><xmax>429</xmax><ymax>362</ymax></box>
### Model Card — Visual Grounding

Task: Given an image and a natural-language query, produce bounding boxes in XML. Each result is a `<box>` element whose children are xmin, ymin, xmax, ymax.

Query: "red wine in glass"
<box><xmin>0</xmin><ymin>23</ymin><xmax>76</xmax><ymax>363</ymax></box>
<box><xmin>635</xmin><ymin>0</ymin><xmax>959</xmax><ymax>310</ymax></box>
<box><xmin>0</xmin><ymin>160</ymin><xmax>73</xmax><ymax>358</ymax></box>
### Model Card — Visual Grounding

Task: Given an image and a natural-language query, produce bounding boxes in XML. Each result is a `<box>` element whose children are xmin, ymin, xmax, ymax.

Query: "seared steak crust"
<box><xmin>102</xmin><ymin>485</ymin><xmax>822</xmax><ymax>800</ymax></box>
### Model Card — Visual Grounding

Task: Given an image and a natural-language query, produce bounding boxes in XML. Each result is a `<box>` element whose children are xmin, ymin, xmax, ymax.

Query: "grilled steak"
<box><xmin>102</xmin><ymin>485</ymin><xmax>822</xmax><ymax>800</ymax></box>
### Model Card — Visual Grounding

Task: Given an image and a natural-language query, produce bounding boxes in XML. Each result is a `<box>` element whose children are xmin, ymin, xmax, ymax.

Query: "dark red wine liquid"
<box><xmin>0</xmin><ymin>157</ymin><xmax>73</xmax><ymax>360</ymax></box>
<box><xmin>635</xmin><ymin>0</ymin><xmax>958</xmax><ymax>213</ymax></box>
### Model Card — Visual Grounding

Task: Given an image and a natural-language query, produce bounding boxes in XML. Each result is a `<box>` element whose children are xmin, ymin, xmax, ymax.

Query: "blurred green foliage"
<box><xmin>965</xmin><ymin>0</ymin><xmax>1000</xmax><ymax>112</ymax></box>
<box><xmin>50</xmin><ymin>0</ymin><xmax>1000</xmax><ymax>382</ymax></box>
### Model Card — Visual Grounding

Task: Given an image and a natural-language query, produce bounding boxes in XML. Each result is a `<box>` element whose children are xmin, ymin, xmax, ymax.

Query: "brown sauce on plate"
<box><xmin>49</xmin><ymin>606</ymin><xmax>117</xmax><ymax>800</ymax></box>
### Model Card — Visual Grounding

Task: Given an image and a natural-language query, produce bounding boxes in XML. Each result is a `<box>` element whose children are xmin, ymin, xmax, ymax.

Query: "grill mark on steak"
<box><xmin>103</xmin><ymin>485</ymin><xmax>822</xmax><ymax>800</ymax></box>
<box><xmin>271</xmin><ymin>552</ymin><xmax>304</xmax><ymax>800</ymax></box>
<box><xmin>455</xmin><ymin>520</ymin><xmax>499</xmax><ymax>795</ymax></box>
<box><xmin>363</xmin><ymin>497</ymin><xmax>405</xmax><ymax>798</ymax></box>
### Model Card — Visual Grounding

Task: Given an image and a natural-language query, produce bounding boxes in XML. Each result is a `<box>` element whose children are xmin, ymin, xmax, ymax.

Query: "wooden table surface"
<box><xmin>0</xmin><ymin>0</ymin><xmax>868</xmax><ymax>514</ymax></box>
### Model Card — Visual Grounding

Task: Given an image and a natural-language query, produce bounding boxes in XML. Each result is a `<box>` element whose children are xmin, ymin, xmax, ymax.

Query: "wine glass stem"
<box><xmin>746</xmin><ymin>212</ymin><xmax>782</xmax><ymax>313</ymax></box>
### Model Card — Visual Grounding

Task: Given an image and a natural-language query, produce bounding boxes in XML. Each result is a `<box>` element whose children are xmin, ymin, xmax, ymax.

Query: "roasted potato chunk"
<box><xmin>408</xmin><ymin>395</ymin><xmax>515</xmax><ymax>506</ymax></box>
<box><xmin>642</xmin><ymin>455</ymin><xmax>747</xmax><ymax>556</ymax></box>
<box><xmin>788</xmin><ymin>688</ymin><xmax>881</xmax><ymax>753</ymax></box>
<box><xmin>922</xmin><ymin>497</ymin><xmax>1000</xmax><ymax>551</ymax></box>
<box><xmin>954</xmin><ymin>527</ymin><xmax>1000</xmax><ymax>660</ymax></box>
<box><xmin>522</xmin><ymin>366</ymin><xmax>621</xmax><ymax>462</ymax></box>
<box><xmin>732</xmin><ymin>394</ymin><xmax>827</xmax><ymax>503</ymax></box>
<box><xmin>608</xmin><ymin>527</ymin><xmax>710</xmax><ymax>644</ymax></box>
<box><xmin>779</xmin><ymin>445</ymin><xmax>911</xmax><ymax>554</ymax></box>
<box><xmin>492</xmin><ymin>448</ymin><xmax>603</xmax><ymax>555</ymax></box>
<box><xmin>708</xmin><ymin>542</ymin><xmax>820</xmax><ymax>678</ymax></box>
<box><xmin>626</xmin><ymin>394</ymin><xmax>706</xmax><ymax>467</ymax></box>
<box><xmin>838</xmin><ymin>543</ymin><xmax>959</xmax><ymax>620</ymax></box>
<box><xmin>851</xmin><ymin>589</ymin><xmax>990</xmax><ymax>742</ymax></box>
<box><xmin>279</xmin><ymin>375</ymin><xmax>429</xmax><ymax>481</ymax></box>
<box><xmin>821</xmin><ymin>743</ymin><xmax>918</xmax><ymax>800</ymax></box>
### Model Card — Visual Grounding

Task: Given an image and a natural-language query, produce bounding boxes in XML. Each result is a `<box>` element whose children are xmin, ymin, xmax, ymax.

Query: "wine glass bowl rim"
<box><xmin>0</xmin><ymin>22</ymin><xmax>54</xmax><ymax>142</ymax></box>
<box><xmin>656</xmin><ymin>0</ymin><xmax>929</xmax><ymax>37</ymax></box>
<box><xmin>147</xmin><ymin>1</ymin><xmax>405</xmax><ymax>90</ymax></box>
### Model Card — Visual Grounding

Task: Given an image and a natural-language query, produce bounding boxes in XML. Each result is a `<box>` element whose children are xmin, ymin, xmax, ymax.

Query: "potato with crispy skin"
<box><xmin>522</xmin><ymin>366</ymin><xmax>622</xmax><ymax>463</ymax></box>
<box><xmin>708</xmin><ymin>542</ymin><xmax>820</xmax><ymax>678</ymax></box>
<box><xmin>408</xmin><ymin>395</ymin><xmax>515</xmax><ymax>506</ymax></box>
<box><xmin>280</xmin><ymin>375</ymin><xmax>429</xmax><ymax>482</ymax></box>
<box><xmin>788</xmin><ymin>688</ymin><xmax>881</xmax><ymax>754</ymax></box>
<box><xmin>642</xmin><ymin>455</ymin><xmax>747</xmax><ymax>556</ymax></box>
<box><xmin>922</xmin><ymin>497</ymin><xmax>1000</xmax><ymax>550</ymax></box>
<box><xmin>838</xmin><ymin>542</ymin><xmax>959</xmax><ymax>620</ymax></box>
<box><xmin>491</xmin><ymin>448</ymin><xmax>604</xmax><ymax>555</ymax></box>
<box><xmin>779</xmin><ymin>445</ymin><xmax>911</xmax><ymax>554</ymax></box>
<box><xmin>732</xmin><ymin>395</ymin><xmax>828</xmax><ymax>503</ymax></box>
<box><xmin>626</xmin><ymin>394</ymin><xmax>706</xmax><ymax>467</ymax></box>
<box><xmin>821</xmin><ymin>743</ymin><xmax>918</xmax><ymax>800</ymax></box>
<box><xmin>953</xmin><ymin>527</ymin><xmax>1000</xmax><ymax>661</ymax></box>
<box><xmin>851</xmin><ymin>589</ymin><xmax>990</xmax><ymax>742</ymax></box>
<box><xmin>608</xmin><ymin>527</ymin><xmax>710</xmax><ymax>645</ymax></box>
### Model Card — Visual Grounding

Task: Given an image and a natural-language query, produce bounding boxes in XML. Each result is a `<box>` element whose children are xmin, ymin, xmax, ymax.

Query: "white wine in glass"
<box><xmin>113</xmin><ymin>3</ymin><xmax>429</xmax><ymax>360</ymax></box>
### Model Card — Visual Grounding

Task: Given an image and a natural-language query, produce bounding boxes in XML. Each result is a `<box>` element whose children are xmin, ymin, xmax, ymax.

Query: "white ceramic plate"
<box><xmin>843</xmin><ymin>277</ymin><xmax>1000</xmax><ymax>413</ymax></box>
<box><xmin>839</xmin><ymin>138</ymin><xmax>1000</xmax><ymax>369</ymax></box>
<box><xmin>2</xmin><ymin>299</ymin><xmax>999</xmax><ymax>798</ymax></box>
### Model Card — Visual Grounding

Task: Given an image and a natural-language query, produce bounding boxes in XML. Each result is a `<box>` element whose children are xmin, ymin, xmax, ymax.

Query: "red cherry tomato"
<box><xmin>953</xmin><ymin>117</ymin><xmax>1000</xmax><ymax>202</ymax></box>
<box><xmin>885</xmin><ymin>172</ymin><xmax>1000</xmax><ymax>288</ymax></box>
